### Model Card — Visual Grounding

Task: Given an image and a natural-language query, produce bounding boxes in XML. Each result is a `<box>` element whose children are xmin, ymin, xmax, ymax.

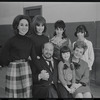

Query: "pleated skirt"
<box><xmin>5</xmin><ymin>61</ymin><xmax>32</xmax><ymax>98</ymax></box>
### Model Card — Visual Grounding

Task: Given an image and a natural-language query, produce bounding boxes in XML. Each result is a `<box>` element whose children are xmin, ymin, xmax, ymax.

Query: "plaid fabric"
<box><xmin>5</xmin><ymin>61</ymin><xmax>32</xmax><ymax>98</ymax></box>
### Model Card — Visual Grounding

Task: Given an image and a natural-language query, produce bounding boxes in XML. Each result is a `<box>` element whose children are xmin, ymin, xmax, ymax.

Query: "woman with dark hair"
<box><xmin>73</xmin><ymin>25</ymin><xmax>94</xmax><ymax>71</ymax></box>
<box><xmin>72</xmin><ymin>41</ymin><xmax>92</xmax><ymax>98</ymax></box>
<box><xmin>58</xmin><ymin>46</ymin><xmax>75</xmax><ymax>98</ymax></box>
<box><xmin>0</xmin><ymin>15</ymin><xmax>37</xmax><ymax>98</ymax></box>
<box><xmin>29</xmin><ymin>15</ymin><xmax>49</xmax><ymax>58</ymax></box>
<box><xmin>50</xmin><ymin>20</ymin><xmax>72</xmax><ymax>61</ymax></box>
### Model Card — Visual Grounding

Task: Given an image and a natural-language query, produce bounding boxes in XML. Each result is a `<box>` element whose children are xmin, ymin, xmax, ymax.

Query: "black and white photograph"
<box><xmin>0</xmin><ymin>2</ymin><xmax>99</xmax><ymax>98</ymax></box>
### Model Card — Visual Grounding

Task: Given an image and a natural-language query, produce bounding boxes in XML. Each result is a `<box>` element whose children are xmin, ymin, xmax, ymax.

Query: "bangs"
<box><xmin>77</xmin><ymin>28</ymin><xmax>85</xmax><ymax>33</ymax></box>
<box><xmin>62</xmin><ymin>49</ymin><xmax>70</xmax><ymax>53</ymax></box>
<box><xmin>55</xmin><ymin>23</ymin><xmax>65</xmax><ymax>29</ymax></box>
<box><xmin>60</xmin><ymin>46</ymin><xmax>71</xmax><ymax>54</ymax></box>
<box><xmin>36</xmin><ymin>22</ymin><xmax>45</xmax><ymax>26</ymax></box>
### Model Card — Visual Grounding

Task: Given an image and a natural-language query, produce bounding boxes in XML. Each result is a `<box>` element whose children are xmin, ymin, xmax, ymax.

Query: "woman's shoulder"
<box><xmin>7</xmin><ymin>35</ymin><xmax>17</xmax><ymax>43</ymax></box>
<box><xmin>64</xmin><ymin>37</ymin><xmax>71</xmax><ymax>43</ymax></box>
<box><xmin>85</xmin><ymin>39</ymin><xmax>93</xmax><ymax>45</ymax></box>
<box><xmin>80</xmin><ymin>59</ymin><xmax>88</xmax><ymax>68</ymax></box>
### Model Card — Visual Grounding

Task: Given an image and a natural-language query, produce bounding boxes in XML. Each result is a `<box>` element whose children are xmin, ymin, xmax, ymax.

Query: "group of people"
<box><xmin>0</xmin><ymin>14</ymin><xmax>94</xmax><ymax>98</ymax></box>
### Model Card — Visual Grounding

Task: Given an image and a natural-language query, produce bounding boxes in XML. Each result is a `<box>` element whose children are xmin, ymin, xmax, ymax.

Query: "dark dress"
<box><xmin>29</xmin><ymin>33</ymin><xmax>49</xmax><ymax>57</ymax></box>
<box><xmin>32</xmin><ymin>56</ymin><xmax>59</xmax><ymax>98</ymax></box>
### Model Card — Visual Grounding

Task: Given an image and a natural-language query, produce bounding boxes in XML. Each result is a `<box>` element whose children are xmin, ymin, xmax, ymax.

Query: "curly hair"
<box><xmin>73</xmin><ymin>41</ymin><xmax>88</xmax><ymax>54</ymax></box>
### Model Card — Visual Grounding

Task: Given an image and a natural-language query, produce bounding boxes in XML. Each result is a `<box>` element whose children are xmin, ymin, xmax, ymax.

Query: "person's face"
<box><xmin>62</xmin><ymin>52</ymin><xmax>70</xmax><ymax>61</ymax></box>
<box><xmin>36</xmin><ymin>23</ymin><xmax>45</xmax><ymax>34</ymax></box>
<box><xmin>18</xmin><ymin>19</ymin><xmax>29</xmax><ymax>35</ymax></box>
<box><xmin>42</xmin><ymin>43</ymin><xmax>54</xmax><ymax>59</ymax></box>
<box><xmin>55</xmin><ymin>27</ymin><xmax>64</xmax><ymax>37</ymax></box>
<box><xmin>73</xmin><ymin>47</ymin><xmax>84</xmax><ymax>59</ymax></box>
<box><xmin>77</xmin><ymin>32</ymin><xmax>85</xmax><ymax>39</ymax></box>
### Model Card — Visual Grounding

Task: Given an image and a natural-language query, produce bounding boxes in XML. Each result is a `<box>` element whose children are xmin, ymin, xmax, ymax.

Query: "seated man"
<box><xmin>32</xmin><ymin>42</ymin><xmax>59</xmax><ymax>98</ymax></box>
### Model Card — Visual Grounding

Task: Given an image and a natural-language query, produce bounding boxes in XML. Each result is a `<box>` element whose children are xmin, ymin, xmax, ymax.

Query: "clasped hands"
<box><xmin>38</xmin><ymin>70</ymin><xmax>49</xmax><ymax>81</ymax></box>
<box><xmin>66</xmin><ymin>83</ymin><xmax>82</xmax><ymax>94</ymax></box>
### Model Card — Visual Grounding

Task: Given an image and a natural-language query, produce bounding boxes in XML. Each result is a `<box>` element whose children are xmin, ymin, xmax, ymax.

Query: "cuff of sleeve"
<box><xmin>80</xmin><ymin>82</ymin><xmax>86</xmax><ymax>86</ymax></box>
<box><xmin>38</xmin><ymin>74</ymin><xmax>41</xmax><ymax>80</ymax></box>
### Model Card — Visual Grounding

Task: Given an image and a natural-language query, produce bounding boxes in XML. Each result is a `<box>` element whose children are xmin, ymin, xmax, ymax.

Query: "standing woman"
<box><xmin>0</xmin><ymin>15</ymin><xmax>37</xmax><ymax>98</ymax></box>
<box><xmin>29</xmin><ymin>15</ymin><xmax>49</xmax><ymax>58</ymax></box>
<box><xmin>50</xmin><ymin>20</ymin><xmax>72</xmax><ymax>61</ymax></box>
<box><xmin>73</xmin><ymin>25</ymin><xmax>94</xmax><ymax>71</ymax></box>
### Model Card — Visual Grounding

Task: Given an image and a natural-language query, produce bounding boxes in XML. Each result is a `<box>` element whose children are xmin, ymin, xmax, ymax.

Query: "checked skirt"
<box><xmin>5</xmin><ymin>61</ymin><xmax>32</xmax><ymax>98</ymax></box>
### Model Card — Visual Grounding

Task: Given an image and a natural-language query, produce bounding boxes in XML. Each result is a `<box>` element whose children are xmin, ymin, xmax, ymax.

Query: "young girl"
<box><xmin>73</xmin><ymin>25</ymin><xmax>94</xmax><ymax>71</ymax></box>
<box><xmin>72</xmin><ymin>41</ymin><xmax>92</xmax><ymax>98</ymax></box>
<box><xmin>29</xmin><ymin>15</ymin><xmax>49</xmax><ymax>58</ymax></box>
<box><xmin>0</xmin><ymin>15</ymin><xmax>37</xmax><ymax>98</ymax></box>
<box><xmin>58</xmin><ymin>46</ymin><xmax>75</xmax><ymax>98</ymax></box>
<box><xmin>50</xmin><ymin>20</ymin><xmax>72</xmax><ymax>61</ymax></box>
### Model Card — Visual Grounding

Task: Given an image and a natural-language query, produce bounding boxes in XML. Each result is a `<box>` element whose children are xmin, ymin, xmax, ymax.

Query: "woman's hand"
<box><xmin>70</xmin><ymin>86</ymin><xmax>76</xmax><ymax>93</ymax></box>
<box><xmin>72</xmin><ymin>83</ymin><xmax>82</xmax><ymax>90</ymax></box>
<box><xmin>65</xmin><ymin>85</ymin><xmax>72</xmax><ymax>93</ymax></box>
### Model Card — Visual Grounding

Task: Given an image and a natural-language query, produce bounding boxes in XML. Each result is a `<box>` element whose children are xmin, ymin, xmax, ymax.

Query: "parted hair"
<box><xmin>12</xmin><ymin>15</ymin><xmax>31</xmax><ymax>35</ymax></box>
<box><xmin>31</xmin><ymin>15</ymin><xmax>47</xmax><ymax>34</ymax></box>
<box><xmin>74</xmin><ymin>25</ymin><xmax>89</xmax><ymax>37</ymax></box>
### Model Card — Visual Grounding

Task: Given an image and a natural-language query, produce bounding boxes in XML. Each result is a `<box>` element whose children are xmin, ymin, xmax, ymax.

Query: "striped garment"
<box><xmin>5</xmin><ymin>61</ymin><xmax>32</xmax><ymax>98</ymax></box>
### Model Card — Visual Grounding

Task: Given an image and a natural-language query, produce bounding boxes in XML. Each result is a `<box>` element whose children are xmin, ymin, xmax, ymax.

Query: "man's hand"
<box><xmin>38</xmin><ymin>70</ymin><xmax>49</xmax><ymax>81</ymax></box>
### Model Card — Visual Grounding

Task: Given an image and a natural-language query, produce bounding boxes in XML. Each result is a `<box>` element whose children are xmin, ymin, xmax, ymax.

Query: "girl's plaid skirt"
<box><xmin>5</xmin><ymin>61</ymin><xmax>32</xmax><ymax>98</ymax></box>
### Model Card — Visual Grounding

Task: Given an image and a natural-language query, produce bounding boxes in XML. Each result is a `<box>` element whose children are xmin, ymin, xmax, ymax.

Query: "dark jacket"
<box><xmin>32</xmin><ymin>56</ymin><xmax>58</xmax><ymax>98</ymax></box>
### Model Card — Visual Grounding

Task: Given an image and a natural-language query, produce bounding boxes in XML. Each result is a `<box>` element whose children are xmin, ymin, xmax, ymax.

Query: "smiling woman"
<box><xmin>0</xmin><ymin>15</ymin><xmax>38</xmax><ymax>98</ymax></box>
<box><xmin>18</xmin><ymin>19</ymin><xmax>29</xmax><ymax>36</ymax></box>
<box><xmin>72</xmin><ymin>41</ymin><xmax>92</xmax><ymax>98</ymax></box>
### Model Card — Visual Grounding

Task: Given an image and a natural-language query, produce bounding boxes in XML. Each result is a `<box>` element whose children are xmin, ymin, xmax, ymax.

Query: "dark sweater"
<box><xmin>29</xmin><ymin>33</ymin><xmax>49</xmax><ymax>57</ymax></box>
<box><xmin>0</xmin><ymin>34</ymin><xmax>37</xmax><ymax>66</ymax></box>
